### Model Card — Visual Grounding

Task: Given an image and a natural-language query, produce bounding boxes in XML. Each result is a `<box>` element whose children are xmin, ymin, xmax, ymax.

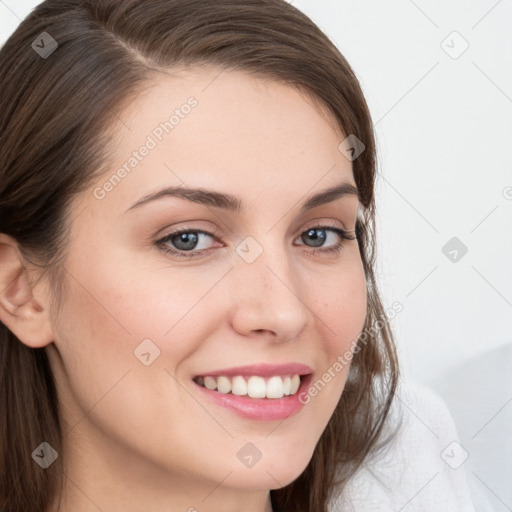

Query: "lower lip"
<box><xmin>192</xmin><ymin>374</ymin><xmax>313</xmax><ymax>421</ymax></box>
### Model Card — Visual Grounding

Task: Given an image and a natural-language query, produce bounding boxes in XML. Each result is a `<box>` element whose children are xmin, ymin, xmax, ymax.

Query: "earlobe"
<box><xmin>0</xmin><ymin>234</ymin><xmax>54</xmax><ymax>348</ymax></box>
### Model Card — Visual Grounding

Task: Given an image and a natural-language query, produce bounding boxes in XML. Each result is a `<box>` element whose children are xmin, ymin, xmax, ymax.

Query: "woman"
<box><xmin>0</xmin><ymin>1</ymin><xmax>399</xmax><ymax>511</ymax></box>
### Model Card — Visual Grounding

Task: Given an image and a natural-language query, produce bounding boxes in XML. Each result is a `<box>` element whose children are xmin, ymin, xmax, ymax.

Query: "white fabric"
<box><xmin>432</xmin><ymin>342</ymin><xmax>512</xmax><ymax>512</ymax></box>
<box><xmin>329</xmin><ymin>380</ymin><xmax>479</xmax><ymax>511</ymax></box>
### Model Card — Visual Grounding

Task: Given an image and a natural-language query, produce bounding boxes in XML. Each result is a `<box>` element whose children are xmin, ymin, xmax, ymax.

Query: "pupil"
<box><xmin>305</xmin><ymin>228</ymin><xmax>325</xmax><ymax>247</ymax></box>
<box><xmin>174</xmin><ymin>232</ymin><xmax>198</xmax><ymax>250</ymax></box>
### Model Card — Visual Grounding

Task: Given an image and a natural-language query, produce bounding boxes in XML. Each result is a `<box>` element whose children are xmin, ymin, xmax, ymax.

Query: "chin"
<box><xmin>225</xmin><ymin>447</ymin><xmax>314</xmax><ymax>490</ymax></box>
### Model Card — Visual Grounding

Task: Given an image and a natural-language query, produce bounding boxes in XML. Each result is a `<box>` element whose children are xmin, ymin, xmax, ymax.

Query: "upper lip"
<box><xmin>194</xmin><ymin>363</ymin><xmax>313</xmax><ymax>378</ymax></box>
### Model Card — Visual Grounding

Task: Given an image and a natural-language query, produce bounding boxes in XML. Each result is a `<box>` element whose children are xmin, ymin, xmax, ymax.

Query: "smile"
<box><xmin>193</xmin><ymin>374</ymin><xmax>303</xmax><ymax>399</ymax></box>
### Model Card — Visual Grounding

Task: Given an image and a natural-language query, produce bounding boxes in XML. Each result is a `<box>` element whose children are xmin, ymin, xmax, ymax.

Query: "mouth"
<box><xmin>192</xmin><ymin>373</ymin><xmax>307</xmax><ymax>399</ymax></box>
<box><xmin>190</xmin><ymin>363</ymin><xmax>313</xmax><ymax>421</ymax></box>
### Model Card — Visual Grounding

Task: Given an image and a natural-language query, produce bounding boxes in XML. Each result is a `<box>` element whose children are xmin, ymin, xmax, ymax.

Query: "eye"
<box><xmin>295</xmin><ymin>221</ymin><xmax>357</xmax><ymax>256</ymax></box>
<box><xmin>156</xmin><ymin>228</ymin><xmax>220</xmax><ymax>258</ymax></box>
<box><xmin>155</xmin><ymin>222</ymin><xmax>357</xmax><ymax>259</ymax></box>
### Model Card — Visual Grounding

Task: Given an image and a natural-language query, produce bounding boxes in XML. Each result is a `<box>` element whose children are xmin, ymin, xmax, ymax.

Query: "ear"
<box><xmin>0</xmin><ymin>234</ymin><xmax>54</xmax><ymax>348</ymax></box>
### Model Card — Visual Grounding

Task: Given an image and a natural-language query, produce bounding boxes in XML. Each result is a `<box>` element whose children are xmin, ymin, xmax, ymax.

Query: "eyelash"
<box><xmin>155</xmin><ymin>222</ymin><xmax>357</xmax><ymax>260</ymax></box>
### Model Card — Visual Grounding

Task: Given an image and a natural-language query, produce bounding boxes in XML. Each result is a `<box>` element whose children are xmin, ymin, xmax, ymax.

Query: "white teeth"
<box><xmin>247</xmin><ymin>376</ymin><xmax>266</xmax><ymax>398</ymax></box>
<box><xmin>195</xmin><ymin>373</ymin><xmax>304</xmax><ymax>399</ymax></box>
<box><xmin>290</xmin><ymin>375</ymin><xmax>301</xmax><ymax>394</ymax></box>
<box><xmin>231</xmin><ymin>375</ymin><xmax>248</xmax><ymax>396</ymax></box>
<box><xmin>216</xmin><ymin>376</ymin><xmax>231</xmax><ymax>394</ymax></box>
<box><xmin>204</xmin><ymin>376</ymin><xmax>217</xmax><ymax>390</ymax></box>
<box><xmin>266</xmin><ymin>376</ymin><xmax>285</xmax><ymax>399</ymax></box>
<box><xmin>283</xmin><ymin>376</ymin><xmax>291</xmax><ymax>395</ymax></box>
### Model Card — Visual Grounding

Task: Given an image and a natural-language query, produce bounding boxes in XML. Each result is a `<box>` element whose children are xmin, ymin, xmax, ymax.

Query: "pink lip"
<box><xmin>192</xmin><ymin>373</ymin><xmax>314</xmax><ymax>422</ymax></box>
<box><xmin>194</xmin><ymin>362</ymin><xmax>313</xmax><ymax>378</ymax></box>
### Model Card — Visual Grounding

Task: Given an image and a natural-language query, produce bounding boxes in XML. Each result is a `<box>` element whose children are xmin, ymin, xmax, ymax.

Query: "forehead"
<box><xmin>88</xmin><ymin>66</ymin><xmax>355</xmax><ymax>216</ymax></box>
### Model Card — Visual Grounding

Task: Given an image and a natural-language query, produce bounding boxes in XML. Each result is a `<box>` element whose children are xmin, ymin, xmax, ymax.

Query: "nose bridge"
<box><xmin>229</xmin><ymin>235</ymin><xmax>310</xmax><ymax>340</ymax></box>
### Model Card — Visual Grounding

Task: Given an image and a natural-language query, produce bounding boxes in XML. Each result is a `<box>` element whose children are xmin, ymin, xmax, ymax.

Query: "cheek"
<box><xmin>302</xmin><ymin>257</ymin><xmax>368</xmax><ymax>406</ymax></box>
<box><xmin>316</xmin><ymin>258</ymin><xmax>368</xmax><ymax>353</ymax></box>
<box><xmin>50</xmin><ymin>266</ymin><xmax>223</xmax><ymax>473</ymax></box>
<box><xmin>60</xmin><ymin>254</ymin><xmax>230</xmax><ymax>356</ymax></box>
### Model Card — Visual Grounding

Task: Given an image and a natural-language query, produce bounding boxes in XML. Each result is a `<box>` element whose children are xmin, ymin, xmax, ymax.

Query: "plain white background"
<box><xmin>1</xmin><ymin>1</ymin><xmax>511</xmax><ymax>510</ymax></box>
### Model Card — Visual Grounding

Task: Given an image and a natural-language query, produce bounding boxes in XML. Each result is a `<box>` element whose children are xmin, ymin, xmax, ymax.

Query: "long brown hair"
<box><xmin>0</xmin><ymin>1</ymin><xmax>399</xmax><ymax>511</ymax></box>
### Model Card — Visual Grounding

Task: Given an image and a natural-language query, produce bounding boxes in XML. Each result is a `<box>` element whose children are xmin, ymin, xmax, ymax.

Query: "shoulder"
<box><xmin>329</xmin><ymin>380</ymin><xmax>477</xmax><ymax>512</ymax></box>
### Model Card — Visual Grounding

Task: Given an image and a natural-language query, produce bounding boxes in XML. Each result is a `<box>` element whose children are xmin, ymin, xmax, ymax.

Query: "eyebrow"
<box><xmin>124</xmin><ymin>180</ymin><xmax>359</xmax><ymax>214</ymax></box>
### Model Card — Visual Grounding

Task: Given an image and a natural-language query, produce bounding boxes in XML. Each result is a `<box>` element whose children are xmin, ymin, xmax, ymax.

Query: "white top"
<box><xmin>329</xmin><ymin>380</ymin><xmax>478</xmax><ymax>512</ymax></box>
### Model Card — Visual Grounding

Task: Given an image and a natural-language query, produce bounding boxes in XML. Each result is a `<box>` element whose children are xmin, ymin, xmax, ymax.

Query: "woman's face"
<box><xmin>45</xmin><ymin>66</ymin><xmax>367</xmax><ymax>509</ymax></box>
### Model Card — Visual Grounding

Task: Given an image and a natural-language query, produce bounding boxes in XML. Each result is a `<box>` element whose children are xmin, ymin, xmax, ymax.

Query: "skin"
<box><xmin>0</xmin><ymin>66</ymin><xmax>367</xmax><ymax>512</ymax></box>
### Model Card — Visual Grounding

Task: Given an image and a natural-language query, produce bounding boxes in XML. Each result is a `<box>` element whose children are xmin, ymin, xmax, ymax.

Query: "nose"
<box><xmin>228</xmin><ymin>243</ymin><xmax>310</xmax><ymax>343</ymax></box>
